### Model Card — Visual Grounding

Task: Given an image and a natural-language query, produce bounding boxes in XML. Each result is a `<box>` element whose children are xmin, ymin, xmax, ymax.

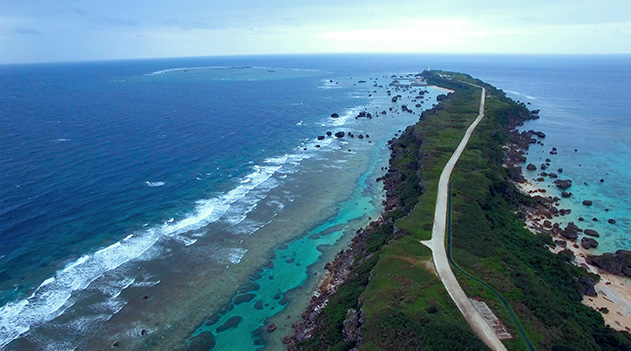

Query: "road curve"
<box><xmin>420</xmin><ymin>86</ymin><xmax>508</xmax><ymax>351</ymax></box>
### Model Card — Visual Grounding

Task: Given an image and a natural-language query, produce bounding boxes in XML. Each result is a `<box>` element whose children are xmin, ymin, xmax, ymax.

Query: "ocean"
<box><xmin>1</xmin><ymin>54</ymin><xmax>629</xmax><ymax>350</ymax></box>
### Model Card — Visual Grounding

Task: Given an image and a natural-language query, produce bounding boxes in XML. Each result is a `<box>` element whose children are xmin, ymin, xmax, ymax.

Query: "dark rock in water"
<box><xmin>365</xmin><ymin>134</ymin><xmax>369</xmax><ymax>138</ymax></box>
<box><xmin>537</xmin><ymin>177</ymin><xmax>545</xmax><ymax>181</ymax></box>
<box><xmin>578</xmin><ymin>276</ymin><xmax>597</xmax><ymax>297</ymax></box>
<box><xmin>267</xmin><ymin>323</ymin><xmax>277</xmax><ymax>332</ymax></box>
<box><xmin>217</xmin><ymin>316</ymin><xmax>243</xmax><ymax>332</ymax></box>
<box><xmin>526</xmin><ymin>163</ymin><xmax>537</xmax><ymax>171</ymax></box>
<box><xmin>358</xmin><ymin>134</ymin><xmax>364</xmax><ymax>139</ymax></box>
<box><xmin>548</xmin><ymin>172</ymin><xmax>558</xmax><ymax>178</ymax></box>
<box><xmin>554</xmin><ymin>179</ymin><xmax>572</xmax><ymax>189</ymax></box>
<box><xmin>578</xmin><ymin>217</ymin><xmax>584</xmax><ymax>221</ymax></box>
<box><xmin>581</xmin><ymin>237</ymin><xmax>599</xmax><ymax>249</ymax></box>
<box><xmin>254</xmin><ymin>300</ymin><xmax>264</xmax><ymax>310</ymax></box>
<box><xmin>557</xmin><ymin>168</ymin><xmax>563</xmax><ymax>173</ymax></box>
<box><xmin>234</xmin><ymin>293</ymin><xmax>256</xmax><ymax>305</ymax></box>
<box><xmin>334</xmin><ymin>131</ymin><xmax>345</xmax><ymax>138</ymax></box>
<box><xmin>584</xmin><ymin>229</ymin><xmax>600</xmax><ymax>237</ymax></box>
<box><xmin>380</xmin><ymin>110</ymin><xmax>387</xmax><ymax>115</ymax></box>
<box><xmin>529</xmin><ymin>130</ymin><xmax>546</xmax><ymax>138</ymax></box>
<box><xmin>540</xmin><ymin>164</ymin><xmax>548</xmax><ymax>170</ymax></box>
<box><xmin>582</xmin><ymin>200</ymin><xmax>593</xmax><ymax>206</ymax></box>
<box><xmin>559</xmin><ymin>208</ymin><xmax>571</xmax><ymax>216</ymax></box>
<box><xmin>315</xmin><ymin>145</ymin><xmax>321</xmax><ymax>148</ymax></box>
<box><xmin>561</xmin><ymin>191</ymin><xmax>572</xmax><ymax>198</ymax></box>
<box><xmin>317</xmin><ymin>136</ymin><xmax>325</xmax><ymax>140</ymax></box>
<box><xmin>330</xmin><ymin>113</ymin><xmax>339</xmax><ymax>118</ymax></box>
<box><xmin>608</xmin><ymin>219</ymin><xmax>616</xmax><ymax>224</ymax></box>
<box><xmin>541</xmin><ymin>171</ymin><xmax>548</xmax><ymax>177</ymax></box>
<box><xmin>586</xmin><ymin>250</ymin><xmax>631</xmax><ymax>278</ymax></box>
<box><xmin>600</xmin><ymin>178</ymin><xmax>604</xmax><ymax>183</ymax></box>
<box><xmin>326</xmin><ymin>131</ymin><xmax>332</xmax><ymax>136</ymax></box>
<box><xmin>592</xmin><ymin>217</ymin><xmax>598</xmax><ymax>221</ymax></box>
<box><xmin>561</xmin><ymin>222</ymin><xmax>581</xmax><ymax>240</ymax></box>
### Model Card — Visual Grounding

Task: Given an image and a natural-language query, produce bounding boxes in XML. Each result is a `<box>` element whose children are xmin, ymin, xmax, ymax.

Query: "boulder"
<box><xmin>331</xmin><ymin>113</ymin><xmax>339</xmax><ymax>118</ymax></box>
<box><xmin>526</xmin><ymin>163</ymin><xmax>537</xmax><ymax>171</ymax></box>
<box><xmin>578</xmin><ymin>276</ymin><xmax>597</xmax><ymax>297</ymax></box>
<box><xmin>581</xmin><ymin>237</ymin><xmax>599</xmax><ymax>249</ymax></box>
<box><xmin>582</xmin><ymin>200</ymin><xmax>593</xmax><ymax>206</ymax></box>
<box><xmin>561</xmin><ymin>191</ymin><xmax>572</xmax><ymax>198</ymax></box>
<box><xmin>326</xmin><ymin>131</ymin><xmax>332</xmax><ymax>136</ymax></box>
<box><xmin>548</xmin><ymin>173</ymin><xmax>558</xmax><ymax>178</ymax></box>
<box><xmin>528</xmin><ymin>130</ymin><xmax>546</xmax><ymax>138</ymax></box>
<box><xmin>608</xmin><ymin>219</ymin><xmax>616</xmax><ymax>224</ymax></box>
<box><xmin>554</xmin><ymin>179</ymin><xmax>572</xmax><ymax>189</ymax></box>
<box><xmin>267</xmin><ymin>323</ymin><xmax>277</xmax><ymax>332</ymax></box>
<box><xmin>317</xmin><ymin>136</ymin><xmax>325</xmax><ymax>140</ymax></box>
<box><xmin>557</xmin><ymin>168</ymin><xmax>563</xmax><ymax>173</ymax></box>
<box><xmin>541</xmin><ymin>164</ymin><xmax>548</xmax><ymax>170</ymax></box>
<box><xmin>560</xmin><ymin>222</ymin><xmax>581</xmax><ymax>240</ymax></box>
<box><xmin>334</xmin><ymin>131</ymin><xmax>345</xmax><ymax>138</ymax></box>
<box><xmin>584</xmin><ymin>229</ymin><xmax>600</xmax><ymax>237</ymax></box>
<box><xmin>586</xmin><ymin>250</ymin><xmax>631</xmax><ymax>278</ymax></box>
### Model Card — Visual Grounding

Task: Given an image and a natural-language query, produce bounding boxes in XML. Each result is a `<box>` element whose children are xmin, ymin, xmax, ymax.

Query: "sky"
<box><xmin>1</xmin><ymin>0</ymin><xmax>630</xmax><ymax>64</ymax></box>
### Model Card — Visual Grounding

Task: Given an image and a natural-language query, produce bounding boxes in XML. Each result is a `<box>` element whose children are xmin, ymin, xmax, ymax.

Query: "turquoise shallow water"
<box><xmin>188</xmin><ymin>164</ymin><xmax>376</xmax><ymax>350</ymax></box>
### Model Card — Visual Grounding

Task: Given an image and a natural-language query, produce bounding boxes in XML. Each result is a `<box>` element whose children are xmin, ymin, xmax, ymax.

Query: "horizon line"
<box><xmin>3</xmin><ymin>52</ymin><xmax>631</xmax><ymax>66</ymax></box>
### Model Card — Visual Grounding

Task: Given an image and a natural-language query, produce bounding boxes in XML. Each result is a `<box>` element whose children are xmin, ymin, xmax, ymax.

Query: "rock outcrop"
<box><xmin>586</xmin><ymin>250</ymin><xmax>631</xmax><ymax>278</ymax></box>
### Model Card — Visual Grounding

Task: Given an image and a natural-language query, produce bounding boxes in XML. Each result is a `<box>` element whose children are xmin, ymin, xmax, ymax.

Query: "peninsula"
<box><xmin>287</xmin><ymin>71</ymin><xmax>631</xmax><ymax>351</ymax></box>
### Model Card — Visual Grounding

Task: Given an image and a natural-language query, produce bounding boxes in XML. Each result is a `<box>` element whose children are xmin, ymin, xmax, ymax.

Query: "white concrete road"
<box><xmin>420</xmin><ymin>85</ymin><xmax>508</xmax><ymax>351</ymax></box>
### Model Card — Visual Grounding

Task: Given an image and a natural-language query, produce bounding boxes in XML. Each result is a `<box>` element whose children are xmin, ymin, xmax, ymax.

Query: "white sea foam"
<box><xmin>505</xmin><ymin>90</ymin><xmax>538</xmax><ymax>100</ymax></box>
<box><xmin>227</xmin><ymin>248</ymin><xmax>248</xmax><ymax>264</ymax></box>
<box><xmin>145</xmin><ymin>66</ymin><xmax>244</xmax><ymax>76</ymax></box>
<box><xmin>0</xmin><ymin>156</ymin><xmax>293</xmax><ymax>346</ymax></box>
<box><xmin>1</xmin><ymin>98</ymin><xmax>352</xmax><ymax>346</ymax></box>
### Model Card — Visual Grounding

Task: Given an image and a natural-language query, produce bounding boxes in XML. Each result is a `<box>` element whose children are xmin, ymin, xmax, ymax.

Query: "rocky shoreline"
<box><xmin>283</xmin><ymin>81</ymin><xmax>631</xmax><ymax>348</ymax></box>
<box><xmin>282</xmin><ymin>129</ymin><xmax>416</xmax><ymax>349</ymax></box>
<box><xmin>503</xmin><ymin>107</ymin><xmax>631</xmax><ymax>332</ymax></box>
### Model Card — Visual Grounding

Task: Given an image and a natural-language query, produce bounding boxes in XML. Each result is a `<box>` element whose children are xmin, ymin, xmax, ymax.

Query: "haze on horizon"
<box><xmin>1</xmin><ymin>0</ymin><xmax>630</xmax><ymax>64</ymax></box>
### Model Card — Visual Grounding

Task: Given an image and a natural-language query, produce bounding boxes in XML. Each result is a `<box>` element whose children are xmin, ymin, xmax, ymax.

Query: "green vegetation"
<box><xmin>297</xmin><ymin>71</ymin><xmax>631</xmax><ymax>351</ymax></box>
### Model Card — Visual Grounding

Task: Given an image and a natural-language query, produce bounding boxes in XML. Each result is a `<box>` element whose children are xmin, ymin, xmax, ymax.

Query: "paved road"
<box><xmin>421</xmin><ymin>86</ymin><xmax>508</xmax><ymax>351</ymax></box>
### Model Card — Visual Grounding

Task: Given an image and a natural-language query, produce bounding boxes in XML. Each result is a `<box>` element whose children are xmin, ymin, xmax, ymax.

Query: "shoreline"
<box><xmin>505</xmin><ymin>124</ymin><xmax>631</xmax><ymax>333</ymax></box>
<box><xmin>285</xmin><ymin>72</ymin><xmax>631</xmax><ymax>350</ymax></box>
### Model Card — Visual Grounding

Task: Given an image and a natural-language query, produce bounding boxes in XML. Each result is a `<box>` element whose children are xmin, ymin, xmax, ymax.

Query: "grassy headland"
<box><xmin>289</xmin><ymin>71</ymin><xmax>631</xmax><ymax>351</ymax></box>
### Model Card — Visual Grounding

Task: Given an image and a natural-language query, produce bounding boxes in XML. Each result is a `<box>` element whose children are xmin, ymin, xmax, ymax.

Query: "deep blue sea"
<box><xmin>1</xmin><ymin>54</ymin><xmax>629</xmax><ymax>350</ymax></box>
